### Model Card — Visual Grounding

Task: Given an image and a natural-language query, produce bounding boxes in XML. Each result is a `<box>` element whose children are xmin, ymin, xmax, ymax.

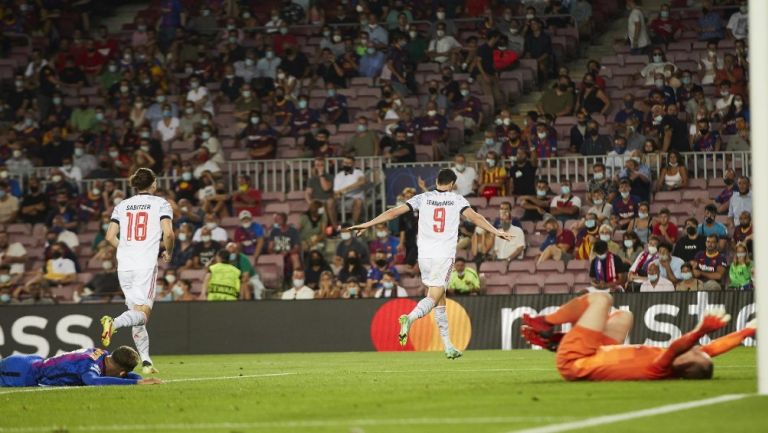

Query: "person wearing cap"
<box><xmin>233</xmin><ymin>210</ymin><xmax>265</xmax><ymax>257</ymax></box>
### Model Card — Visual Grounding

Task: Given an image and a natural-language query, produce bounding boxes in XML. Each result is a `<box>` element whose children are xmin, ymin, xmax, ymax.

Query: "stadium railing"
<box><xmin>389</xmin><ymin>151</ymin><xmax>752</xmax><ymax>184</ymax></box>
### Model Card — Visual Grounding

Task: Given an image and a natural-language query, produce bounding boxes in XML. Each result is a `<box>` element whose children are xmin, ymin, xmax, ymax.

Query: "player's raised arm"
<box><xmin>461</xmin><ymin>207</ymin><xmax>516</xmax><ymax>241</ymax></box>
<box><xmin>651</xmin><ymin>308</ymin><xmax>730</xmax><ymax>372</ymax></box>
<box><xmin>105</xmin><ymin>221</ymin><xmax>120</xmax><ymax>249</ymax></box>
<box><xmin>346</xmin><ymin>205</ymin><xmax>410</xmax><ymax>237</ymax></box>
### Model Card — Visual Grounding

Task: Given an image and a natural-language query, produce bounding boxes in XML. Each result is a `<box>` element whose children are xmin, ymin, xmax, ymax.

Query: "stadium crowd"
<box><xmin>0</xmin><ymin>0</ymin><xmax>754</xmax><ymax>304</ymax></box>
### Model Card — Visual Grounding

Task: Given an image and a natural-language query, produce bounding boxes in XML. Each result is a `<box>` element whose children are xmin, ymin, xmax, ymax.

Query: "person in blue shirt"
<box><xmin>698</xmin><ymin>204</ymin><xmax>728</xmax><ymax>251</ymax></box>
<box><xmin>359</xmin><ymin>43</ymin><xmax>386</xmax><ymax>78</ymax></box>
<box><xmin>0</xmin><ymin>346</ymin><xmax>161</xmax><ymax>387</ymax></box>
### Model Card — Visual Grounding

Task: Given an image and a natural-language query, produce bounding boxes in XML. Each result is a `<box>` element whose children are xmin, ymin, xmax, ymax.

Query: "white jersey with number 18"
<box><xmin>110</xmin><ymin>193</ymin><xmax>173</xmax><ymax>271</ymax></box>
<box><xmin>406</xmin><ymin>189</ymin><xmax>470</xmax><ymax>259</ymax></box>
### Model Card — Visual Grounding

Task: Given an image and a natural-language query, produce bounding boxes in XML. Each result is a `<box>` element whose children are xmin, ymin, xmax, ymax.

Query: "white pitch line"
<box><xmin>365</xmin><ymin>368</ymin><xmax>552</xmax><ymax>373</ymax></box>
<box><xmin>0</xmin><ymin>416</ymin><xmax>575</xmax><ymax>433</ymax></box>
<box><xmin>0</xmin><ymin>372</ymin><xmax>295</xmax><ymax>396</ymax></box>
<box><xmin>506</xmin><ymin>394</ymin><xmax>748</xmax><ymax>433</ymax></box>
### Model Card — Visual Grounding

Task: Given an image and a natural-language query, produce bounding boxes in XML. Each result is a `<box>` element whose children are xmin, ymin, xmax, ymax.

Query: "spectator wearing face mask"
<box><xmin>676</xmin><ymin>263</ymin><xmax>703</xmax><ymax>291</ymax></box>
<box><xmin>575</xmin><ymin>213</ymin><xmax>600</xmax><ymax>260</ymax></box>
<box><xmin>333</xmin><ymin>156</ymin><xmax>367</xmax><ymax>224</ymax></box>
<box><xmin>673</xmin><ymin>217</ymin><xmax>705</xmax><ymax>263</ymax></box>
<box><xmin>537</xmin><ymin>75</ymin><xmax>574</xmax><ymax>117</ymax></box>
<box><xmin>24</xmin><ymin>243</ymin><xmax>77</xmax><ymax>292</ymax></box>
<box><xmin>580</xmin><ymin>119</ymin><xmax>611</xmax><ymax>156</ymax></box>
<box><xmin>375</xmin><ymin>271</ymin><xmax>407</xmax><ymax>298</ymax></box>
<box><xmin>492</xmin><ymin>207</ymin><xmax>525</xmax><ymax>262</ymax></box>
<box><xmin>335</xmin><ymin>223</ymin><xmax>370</xmax><ymax>269</ymax></box>
<box><xmin>344</xmin><ymin>117</ymin><xmax>380</xmax><ymax>157</ymax></box>
<box><xmin>627</xmin><ymin>236</ymin><xmax>660</xmax><ymax>288</ymax></box>
<box><xmin>447</xmin><ymin>258</ymin><xmax>480</xmax><ymax>295</ymax></box>
<box><xmin>650</xmin><ymin>242</ymin><xmax>685</xmax><ymax>286</ymax></box>
<box><xmin>638</xmin><ymin>48</ymin><xmax>676</xmax><ymax>86</ymax></box>
<box><xmin>639</xmin><ymin>263</ymin><xmax>674</xmax><ymax>292</ymax></box>
<box><xmin>589</xmin><ymin>240</ymin><xmax>628</xmax><ymax>292</ymax></box>
<box><xmin>698</xmin><ymin>1</ymin><xmax>725</xmax><ymax>43</ymax></box>
<box><xmin>698</xmin><ymin>204</ymin><xmax>728</xmax><ymax>250</ymax></box>
<box><xmin>281</xmin><ymin>269</ymin><xmax>314</xmax><ymax>300</ymax></box>
<box><xmin>649</xmin><ymin>4</ymin><xmax>683</xmax><ymax>45</ymax></box>
<box><xmin>531</xmin><ymin>122</ymin><xmax>558</xmax><ymax>158</ymax></box>
<box><xmin>549</xmin><ymin>180</ymin><xmax>581</xmax><ymax>224</ymax></box>
<box><xmin>627</xmin><ymin>201</ymin><xmax>652</xmax><ymax>244</ymax></box>
<box><xmin>728</xmin><ymin>243</ymin><xmax>752</xmax><ymax>290</ymax></box>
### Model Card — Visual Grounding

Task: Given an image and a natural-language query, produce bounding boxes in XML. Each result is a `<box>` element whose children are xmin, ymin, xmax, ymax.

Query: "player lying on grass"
<box><xmin>0</xmin><ymin>346</ymin><xmax>162</xmax><ymax>387</ymax></box>
<box><xmin>347</xmin><ymin>169</ymin><xmax>515</xmax><ymax>359</ymax></box>
<box><xmin>521</xmin><ymin>292</ymin><xmax>756</xmax><ymax>381</ymax></box>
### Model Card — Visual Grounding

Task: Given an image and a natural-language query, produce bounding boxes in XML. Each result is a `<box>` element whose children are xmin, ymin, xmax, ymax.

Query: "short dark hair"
<box><xmin>593</xmin><ymin>240</ymin><xmax>608</xmax><ymax>255</ymax></box>
<box><xmin>455</xmin><ymin>257</ymin><xmax>466</xmax><ymax>264</ymax></box>
<box><xmin>436</xmin><ymin>168</ymin><xmax>457</xmax><ymax>186</ymax></box>
<box><xmin>130</xmin><ymin>168</ymin><xmax>156</xmax><ymax>191</ymax></box>
<box><xmin>217</xmin><ymin>249</ymin><xmax>230</xmax><ymax>263</ymax></box>
<box><xmin>704</xmin><ymin>204</ymin><xmax>717</xmax><ymax>214</ymax></box>
<box><xmin>111</xmin><ymin>346</ymin><xmax>140</xmax><ymax>372</ymax></box>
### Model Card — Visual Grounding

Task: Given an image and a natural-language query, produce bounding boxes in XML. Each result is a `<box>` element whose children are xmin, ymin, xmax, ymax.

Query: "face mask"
<box><xmin>382</xmin><ymin>281</ymin><xmax>394</xmax><ymax>290</ymax></box>
<box><xmin>156</xmin><ymin>95</ymin><xmax>166</xmax><ymax>103</ymax></box>
<box><xmin>561</xmin><ymin>186</ymin><xmax>571</xmax><ymax>195</ymax></box>
<box><xmin>597</xmin><ymin>253</ymin><xmax>607</xmax><ymax>260</ymax></box>
<box><xmin>266</xmin><ymin>51</ymin><xmax>274</xmax><ymax>59</ymax></box>
<box><xmin>536</xmin><ymin>189</ymin><xmax>546</xmax><ymax>198</ymax></box>
<box><xmin>206</xmin><ymin>222</ymin><xmax>217</xmax><ymax>230</ymax></box>
<box><xmin>52</xmin><ymin>175</ymin><xmax>62</xmax><ymax>183</ymax></box>
<box><xmin>92</xmin><ymin>188</ymin><xmax>101</xmax><ymax>196</ymax></box>
<box><xmin>620</xmin><ymin>191</ymin><xmax>630</xmax><ymax>199</ymax></box>
<box><xmin>376</xmin><ymin>230</ymin><xmax>387</xmax><ymax>238</ymax></box>
<box><xmin>409</xmin><ymin>31</ymin><xmax>417</xmax><ymax>39</ymax></box>
<box><xmin>593</xmin><ymin>198</ymin><xmax>603</xmax><ymax>206</ymax></box>
<box><xmin>436</xmin><ymin>12</ymin><xmax>445</xmax><ymax>20</ymax></box>
<box><xmin>460</xmin><ymin>89</ymin><xmax>469</xmax><ymax>97</ymax></box>
<box><xmin>638</xmin><ymin>212</ymin><xmax>648</xmax><ymax>219</ymax></box>
<box><xmin>113</xmin><ymin>197</ymin><xmax>122</xmax><ymax>205</ymax></box>
<box><xmin>436</xmin><ymin>30</ymin><xmax>445</xmax><ymax>38</ymax></box>
<box><xmin>340</xmin><ymin>232</ymin><xmax>351</xmax><ymax>240</ymax></box>
<box><xmin>172</xmin><ymin>285</ymin><xmax>184</xmax><ymax>296</ymax></box>
<box><xmin>655</xmin><ymin>79</ymin><xmax>665</xmax><ymax>88</ymax></box>
<box><xmin>647</xmin><ymin>246</ymin><xmax>658</xmax><ymax>254</ymax></box>
<box><xmin>736</xmin><ymin>252</ymin><xmax>747</xmax><ymax>259</ymax></box>
<box><xmin>74</xmin><ymin>148</ymin><xmax>85</xmax><ymax>157</ymax></box>
<box><xmin>163</xmin><ymin>110</ymin><xmax>171</xmax><ymax>117</ymax></box>
<box><xmin>333</xmin><ymin>35</ymin><xmax>342</xmax><ymax>42</ymax></box>
<box><xmin>623</xmin><ymin>239</ymin><xmax>634</xmax><ymax>248</ymax></box>
<box><xmin>537</xmin><ymin>132</ymin><xmax>547</xmax><ymax>139</ymax></box>
<box><xmin>366</xmin><ymin>48</ymin><xmax>375</xmax><ymax>55</ymax></box>
<box><xmin>292</xmin><ymin>278</ymin><xmax>305</xmax><ymax>288</ymax></box>
<box><xmin>102</xmin><ymin>261</ymin><xmax>113</xmax><ymax>270</ymax></box>
<box><xmin>486</xmin><ymin>159</ymin><xmax>496</xmax><ymax>167</ymax></box>
<box><xmin>454</xmin><ymin>164</ymin><xmax>465</xmax><ymax>172</ymax></box>
<box><xmin>178</xmin><ymin>233</ymin><xmax>187</xmax><ymax>242</ymax></box>
<box><xmin>95</xmin><ymin>113</ymin><xmax>104</xmax><ymax>121</ymax></box>
<box><xmin>298</xmin><ymin>100</ymin><xmax>308</xmax><ymax>109</ymax></box>
<box><xmin>721</xmin><ymin>90</ymin><xmax>730</xmax><ymax>97</ymax></box>
<box><xmin>12</xmin><ymin>150</ymin><xmax>21</xmax><ymax>158</ymax></box>
<box><xmin>201</xmin><ymin>132</ymin><xmax>211</xmax><ymax>140</ymax></box>
<box><xmin>687</xmin><ymin>226</ymin><xmax>697</xmax><ymax>236</ymax></box>
<box><xmin>648</xmin><ymin>273</ymin><xmax>659</xmax><ymax>282</ymax></box>
<box><xmin>653</xmin><ymin>55</ymin><xmax>663</xmax><ymax>63</ymax></box>
<box><xmin>0</xmin><ymin>293</ymin><xmax>10</xmax><ymax>302</ymax></box>
<box><xmin>705</xmin><ymin>217</ymin><xmax>715</xmax><ymax>224</ymax></box>
<box><xmin>201</xmin><ymin>235</ymin><xmax>211</xmax><ymax>242</ymax></box>
<box><xmin>356</xmin><ymin>124</ymin><xmax>367</xmax><ymax>133</ymax></box>
<box><xmin>681</xmin><ymin>271</ymin><xmax>693</xmax><ymax>281</ymax></box>
<box><xmin>495</xmin><ymin>118</ymin><xmax>503</xmax><ymax>126</ymax></box>
<box><xmin>661</xmin><ymin>10</ymin><xmax>669</xmax><ymax>18</ymax></box>
<box><xmin>190</xmin><ymin>82</ymin><xmax>199</xmax><ymax>89</ymax></box>
<box><xmin>585</xmin><ymin>219</ymin><xmax>596</xmax><ymax>229</ymax></box>
<box><xmin>427</xmin><ymin>110</ymin><xmax>437</xmax><ymax>117</ymax></box>
<box><xmin>593</xmin><ymin>171</ymin><xmax>604</xmax><ymax>180</ymax></box>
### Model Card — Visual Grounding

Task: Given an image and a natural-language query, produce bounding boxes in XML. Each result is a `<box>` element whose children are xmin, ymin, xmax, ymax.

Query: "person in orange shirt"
<box><xmin>521</xmin><ymin>292</ymin><xmax>755</xmax><ymax>381</ymax></box>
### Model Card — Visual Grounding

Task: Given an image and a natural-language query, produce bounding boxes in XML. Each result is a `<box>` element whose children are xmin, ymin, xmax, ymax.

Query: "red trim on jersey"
<box><xmin>147</xmin><ymin>266</ymin><xmax>158</xmax><ymax>301</ymax></box>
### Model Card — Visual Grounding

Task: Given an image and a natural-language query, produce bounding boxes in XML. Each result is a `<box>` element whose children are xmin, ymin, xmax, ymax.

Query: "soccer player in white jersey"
<box><xmin>348</xmin><ymin>169</ymin><xmax>514</xmax><ymax>358</ymax></box>
<box><xmin>99</xmin><ymin>168</ymin><xmax>175</xmax><ymax>374</ymax></box>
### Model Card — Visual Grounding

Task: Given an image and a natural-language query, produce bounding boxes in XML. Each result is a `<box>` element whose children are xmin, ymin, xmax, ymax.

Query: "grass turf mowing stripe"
<box><xmin>0</xmin><ymin>372</ymin><xmax>295</xmax><ymax>396</ymax></box>
<box><xmin>0</xmin><ymin>416</ymin><xmax>577</xmax><ymax>432</ymax></box>
<box><xmin>506</xmin><ymin>394</ymin><xmax>748</xmax><ymax>433</ymax></box>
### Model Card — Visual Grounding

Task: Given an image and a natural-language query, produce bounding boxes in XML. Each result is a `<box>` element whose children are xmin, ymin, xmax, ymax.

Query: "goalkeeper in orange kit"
<box><xmin>521</xmin><ymin>292</ymin><xmax>756</xmax><ymax>381</ymax></box>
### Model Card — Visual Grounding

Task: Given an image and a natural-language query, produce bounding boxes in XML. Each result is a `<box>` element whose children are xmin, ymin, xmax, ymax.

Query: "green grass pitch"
<box><xmin>0</xmin><ymin>349</ymin><xmax>765</xmax><ymax>433</ymax></box>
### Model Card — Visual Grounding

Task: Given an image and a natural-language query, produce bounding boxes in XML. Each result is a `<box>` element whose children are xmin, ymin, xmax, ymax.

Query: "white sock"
<box><xmin>132</xmin><ymin>325</ymin><xmax>151</xmax><ymax>364</ymax></box>
<box><xmin>407</xmin><ymin>297</ymin><xmax>436</xmax><ymax>323</ymax></box>
<box><xmin>113</xmin><ymin>310</ymin><xmax>146</xmax><ymax>330</ymax></box>
<box><xmin>434</xmin><ymin>306</ymin><xmax>455</xmax><ymax>351</ymax></box>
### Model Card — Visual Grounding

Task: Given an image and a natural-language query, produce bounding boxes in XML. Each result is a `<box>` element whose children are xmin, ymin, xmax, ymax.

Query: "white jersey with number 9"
<box><xmin>406</xmin><ymin>189</ymin><xmax>470</xmax><ymax>259</ymax></box>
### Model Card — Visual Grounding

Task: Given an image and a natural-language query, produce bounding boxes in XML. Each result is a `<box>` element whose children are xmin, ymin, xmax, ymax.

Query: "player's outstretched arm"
<box><xmin>105</xmin><ymin>222</ymin><xmax>120</xmax><ymax>249</ymax></box>
<box><xmin>462</xmin><ymin>207</ymin><xmax>515</xmax><ymax>241</ymax></box>
<box><xmin>346</xmin><ymin>205</ymin><xmax>410</xmax><ymax>237</ymax></box>
<box><xmin>653</xmin><ymin>308</ymin><xmax>731</xmax><ymax>369</ymax></box>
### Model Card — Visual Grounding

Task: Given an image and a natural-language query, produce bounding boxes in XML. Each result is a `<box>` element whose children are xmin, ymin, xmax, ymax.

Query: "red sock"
<box><xmin>545</xmin><ymin>294</ymin><xmax>590</xmax><ymax>325</ymax></box>
<box><xmin>701</xmin><ymin>328</ymin><xmax>755</xmax><ymax>357</ymax></box>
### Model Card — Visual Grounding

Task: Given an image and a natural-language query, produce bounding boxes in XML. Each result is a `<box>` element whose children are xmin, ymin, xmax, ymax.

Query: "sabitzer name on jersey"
<box><xmin>427</xmin><ymin>200</ymin><xmax>454</xmax><ymax>207</ymax></box>
<box><xmin>126</xmin><ymin>204</ymin><xmax>151</xmax><ymax>210</ymax></box>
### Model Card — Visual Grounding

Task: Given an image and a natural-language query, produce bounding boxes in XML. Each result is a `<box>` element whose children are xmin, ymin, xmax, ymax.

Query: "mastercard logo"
<box><xmin>370</xmin><ymin>298</ymin><xmax>472</xmax><ymax>352</ymax></box>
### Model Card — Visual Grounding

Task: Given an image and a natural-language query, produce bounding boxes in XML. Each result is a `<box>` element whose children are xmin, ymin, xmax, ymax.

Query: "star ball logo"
<box><xmin>369</xmin><ymin>299</ymin><xmax>472</xmax><ymax>351</ymax></box>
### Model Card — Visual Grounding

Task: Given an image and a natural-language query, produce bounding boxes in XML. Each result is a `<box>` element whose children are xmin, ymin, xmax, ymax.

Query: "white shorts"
<box><xmin>419</xmin><ymin>257</ymin><xmax>454</xmax><ymax>288</ymax></box>
<box><xmin>118</xmin><ymin>267</ymin><xmax>158</xmax><ymax>309</ymax></box>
